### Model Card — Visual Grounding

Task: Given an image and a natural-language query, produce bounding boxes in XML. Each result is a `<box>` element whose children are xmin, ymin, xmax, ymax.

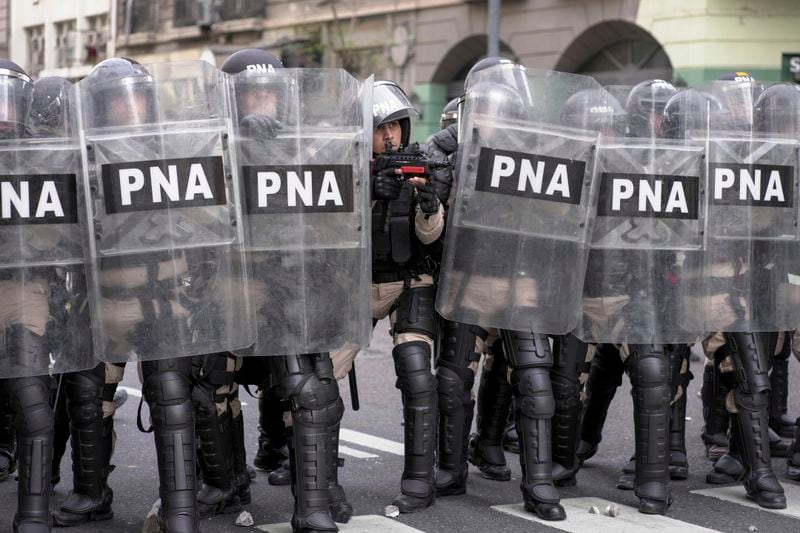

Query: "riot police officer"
<box><xmin>223</xmin><ymin>48</ymin><xmax>355</xmax><ymax>532</ymax></box>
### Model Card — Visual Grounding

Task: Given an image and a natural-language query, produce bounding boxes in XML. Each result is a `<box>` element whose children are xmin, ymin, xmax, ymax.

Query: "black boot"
<box><xmin>706</xmin><ymin>434</ymin><xmax>743</xmax><ymax>484</ymax></box>
<box><xmin>0</xmin><ymin>384</ymin><xmax>17</xmax><ymax>482</ymax></box>
<box><xmin>327</xmin><ymin>414</ymin><xmax>352</xmax><ymax>523</ymax></box>
<box><xmin>7</xmin><ymin>374</ymin><xmax>54</xmax><ymax>533</ymax></box>
<box><xmin>231</xmin><ymin>407</ymin><xmax>252</xmax><ymax>506</ymax></box>
<box><xmin>50</xmin><ymin>376</ymin><xmax>70</xmax><ymax>487</ymax></box>
<box><xmin>616</xmin><ymin>456</ymin><xmax>635</xmax><ymax>490</ymax></box>
<box><xmin>576</xmin><ymin>344</ymin><xmax>623</xmax><ymax>465</ymax></box>
<box><xmin>626</xmin><ymin>346</ymin><xmax>672</xmax><ymax>515</ymax></box>
<box><xmin>392</xmin><ymin>342</ymin><xmax>437</xmax><ymax>513</ymax></box>
<box><xmin>550</xmin><ymin>334</ymin><xmax>585</xmax><ymax>487</ymax></box>
<box><xmin>468</xmin><ymin>339</ymin><xmax>512</xmax><ymax>481</ymax></box>
<box><xmin>701</xmin><ymin>363</ymin><xmax>730</xmax><ymax>461</ymax></box>
<box><xmin>502</xmin><ymin>331</ymin><xmax>565</xmax><ymax>521</ymax></box>
<box><xmin>142</xmin><ymin>358</ymin><xmax>200</xmax><ymax>533</ymax></box>
<box><xmin>194</xmin><ymin>400</ymin><xmax>239</xmax><ymax>519</ymax></box>
<box><xmin>729</xmin><ymin>332</ymin><xmax>785</xmax><ymax>510</ymax></box>
<box><xmin>254</xmin><ymin>388</ymin><xmax>288</xmax><ymax>472</ymax></box>
<box><xmin>435</xmin><ymin>320</ymin><xmax>478</xmax><ymax>496</ymax></box>
<box><xmin>668</xmin><ymin>346</ymin><xmax>691</xmax><ymax>480</ymax></box>
<box><xmin>53</xmin><ymin>365</ymin><xmax>114</xmax><ymax>527</ymax></box>
<box><xmin>788</xmin><ymin>416</ymin><xmax>800</xmax><ymax>481</ymax></box>
<box><xmin>769</xmin><ymin>334</ymin><xmax>796</xmax><ymax>438</ymax></box>
<box><xmin>283</xmin><ymin>354</ymin><xmax>339</xmax><ymax>533</ymax></box>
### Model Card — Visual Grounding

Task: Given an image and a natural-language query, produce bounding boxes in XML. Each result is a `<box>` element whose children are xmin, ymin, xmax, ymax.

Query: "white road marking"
<box><xmin>256</xmin><ymin>514</ymin><xmax>424</xmax><ymax>532</ymax></box>
<box><xmin>692</xmin><ymin>483</ymin><xmax>800</xmax><ymax>519</ymax></box>
<box><xmin>493</xmin><ymin>497</ymin><xmax>722</xmax><ymax>533</ymax></box>
<box><xmin>339</xmin><ymin>428</ymin><xmax>404</xmax><ymax>456</ymax></box>
<box><xmin>118</xmin><ymin>386</ymin><xmax>142</xmax><ymax>398</ymax></box>
<box><xmin>338</xmin><ymin>445</ymin><xmax>379</xmax><ymax>459</ymax></box>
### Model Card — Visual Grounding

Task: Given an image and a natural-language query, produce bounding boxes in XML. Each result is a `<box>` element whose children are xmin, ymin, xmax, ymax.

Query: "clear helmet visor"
<box><xmin>232</xmin><ymin>70</ymin><xmax>294</xmax><ymax>124</ymax></box>
<box><xmin>84</xmin><ymin>77</ymin><xmax>157</xmax><ymax>129</ymax></box>
<box><xmin>29</xmin><ymin>78</ymin><xmax>74</xmax><ymax>138</ymax></box>
<box><xmin>753</xmin><ymin>83</ymin><xmax>800</xmax><ymax>136</ymax></box>
<box><xmin>0</xmin><ymin>75</ymin><xmax>32</xmax><ymax>138</ymax></box>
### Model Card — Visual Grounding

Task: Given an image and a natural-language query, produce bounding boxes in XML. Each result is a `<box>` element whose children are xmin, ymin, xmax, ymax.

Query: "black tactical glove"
<box><xmin>416</xmin><ymin>180</ymin><xmax>440</xmax><ymax>216</ymax></box>
<box><xmin>372</xmin><ymin>168</ymin><xmax>402</xmax><ymax>201</ymax></box>
<box><xmin>240</xmin><ymin>114</ymin><xmax>282</xmax><ymax>139</ymax></box>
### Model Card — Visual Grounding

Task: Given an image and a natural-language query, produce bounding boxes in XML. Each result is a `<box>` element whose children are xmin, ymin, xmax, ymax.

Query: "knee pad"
<box><xmin>439</xmin><ymin>320</ymin><xmax>481</xmax><ymax>369</ymax></box>
<box><xmin>286</xmin><ymin>356</ymin><xmax>339</xmax><ymax>413</ymax></box>
<box><xmin>142</xmin><ymin>358</ymin><xmax>193</xmax><ymax>429</ymax></box>
<box><xmin>728</xmin><ymin>332</ymin><xmax>770</xmax><ymax>395</ymax></box>
<box><xmin>394</xmin><ymin>286</ymin><xmax>437</xmax><ymax>338</ymax></box>
<box><xmin>436</xmin><ymin>366</ymin><xmax>471</xmax><ymax>415</ymax></box>
<box><xmin>393</xmin><ymin>341</ymin><xmax>435</xmax><ymax>399</ymax></box>
<box><xmin>510</xmin><ymin>367</ymin><xmax>554</xmax><ymax>420</ymax></box>
<box><xmin>9</xmin><ymin>376</ymin><xmax>54</xmax><ymax>437</ymax></box>
<box><xmin>626</xmin><ymin>351</ymin><xmax>670</xmax><ymax>410</ymax></box>
<box><xmin>501</xmin><ymin>330</ymin><xmax>553</xmax><ymax>368</ymax></box>
<box><xmin>65</xmin><ymin>365</ymin><xmax>104</xmax><ymax>426</ymax></box>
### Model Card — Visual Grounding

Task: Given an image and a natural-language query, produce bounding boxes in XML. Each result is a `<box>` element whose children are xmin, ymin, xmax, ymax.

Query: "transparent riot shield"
<box><xmin>688</xmin><ymin>81</ymin><xmax>800</xmax><ymax>333</ymax></box>
<box><xmin>228</xmin><ymin>68</ymin><xmax>371</xmax><ymax>355</ymax></box>
<box><xmin>436</xmin><ymin>65</ymin><xmax>612</xmax><ymax>334</ymax></box>
<box><xmin>78</xmin><ymin>60</ymin><xmax>254</xmax><ymax>363</ymax></box>
<box><xmin>0</xmin><ymin>78</ymin><xmax>97</xmax><ymax>377</ymax></box>
<box><xmin>576</xmin><ymin>136</ymin><xmax>706</xmax><ymax>344</ymax></box>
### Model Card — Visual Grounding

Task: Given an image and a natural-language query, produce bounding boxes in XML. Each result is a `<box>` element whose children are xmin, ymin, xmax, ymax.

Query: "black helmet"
<box><xmin>625</xmin><ymin>79</ymin><xmax>678</xmax><ymax>137</ymax></box>
<box><xmin>82</xmin><ymin>57</ymin><xmax>156</xmax><ymax>128</ymax></box>
<box><xmin>661</xmin><ymin>89</ymin><xmax>722</xmax><ymax>140</ymax></box>
<box><xmin>373</xmin><ymin>80</ymin><xmax>418</xmax><ymax>147</ymax></box>
<box><xmin>440</xmin><ymin>96</ymin><xmax>460</xmax><ymax>130</ymax></box>
<box><xmin>0</xmin><ymin>58</ymin><xmax>32</xmax><ymax>139</ymax></box>
<box><xmin>220</xmin><ymin>48</ymin><xmax>284</xmax><ymax>75</ymax></box>
<box><xmin>29</xmin><ymin>76</ymin><xmax>74</xmax><ymax>138</ymax></box>
<box><xmin>560</xmin><ymin>88</ymin><xmax>625</xmax><ymax>135</ymax></box>
<box><xmin>753</xmin><ymin>83</ymin><xmax>800</xmax><ymax>136</ymax></box>
<box><xmin>223</xmin><ymin>49</ymin><xmax>292</xmax><ymax>124</ymax></box>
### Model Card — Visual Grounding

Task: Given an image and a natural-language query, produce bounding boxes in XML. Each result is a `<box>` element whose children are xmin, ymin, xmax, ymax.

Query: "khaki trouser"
<box><xmin>98</xmin><ymin>257</ymin><xmax>191</xmax><ymax>357</ymax></box>
<box><xmin>0</xmin><ymin>279</ymin><xmax>50</xmax><ymax>337</ymax></box>
<box><xmin>331</xmin><ymin>274</ymin><xmax>435</xmax><ymax>380</ymax></box>
<box><xmin>439</xmin><ymin>271</ymin><xmax>539</xmax><ymax>327</ymax></box>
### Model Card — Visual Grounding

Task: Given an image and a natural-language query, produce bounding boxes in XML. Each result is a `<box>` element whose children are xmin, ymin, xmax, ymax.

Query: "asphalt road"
<box><xmin>2</xmin><ymin>320</ymin><xmax>800</xmax><ymax>533</ymax></box>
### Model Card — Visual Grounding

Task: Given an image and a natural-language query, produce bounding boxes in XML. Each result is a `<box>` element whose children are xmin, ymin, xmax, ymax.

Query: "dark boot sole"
<box><xmin>523</xmin><ymin>500</ymin><xmax>566</xmax><ymax>521</ymax></box>
<box><xmin>52</xmin><ymin>508</ymin><xmax>113</xmax><ymax>527</ymax></box>
<box><xmin>746</xmin><ymin>492</ymin><xmax>787</xmax><ymax>510</ymax></box>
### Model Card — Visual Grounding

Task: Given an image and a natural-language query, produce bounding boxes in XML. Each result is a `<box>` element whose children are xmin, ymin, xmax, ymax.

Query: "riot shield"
<box><xmin>576</xmin><ymin>84</ymin><xmax>707</xmax><ymax>344</ymax></box>
<box><xmin>0</xmin><ymin>77</ymin><xmax>97</xmax><ymax>377</ymax></box>
<box><xmin>227</xmin><ymin>68</ymin><xmax>371</xmax><ymax>355</ymax></box>
<box><xmin>687</xmin><ymin>81</ymin><xmax>800</xmax><ymax>333</ymax></box>
<box><xmin>436</xmin><ymin>65</ymin><xmax>610</xmax><ymax>334</ymax></box>
<box><xmin>78</xmin><ymin>60</ymin><xmax>254</xmax><ymax>363</ymax></box>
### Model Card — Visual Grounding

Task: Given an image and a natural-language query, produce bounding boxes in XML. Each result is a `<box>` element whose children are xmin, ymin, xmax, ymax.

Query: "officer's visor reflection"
<box><xmin>240</xmin><ymin>88</ymin><xmax>278</xmax><ymax>119</ymax></box>
<box><xmin>106</xmin><ymin>92</ymin><xmax>151</xmax><ymax>127</ymax></box>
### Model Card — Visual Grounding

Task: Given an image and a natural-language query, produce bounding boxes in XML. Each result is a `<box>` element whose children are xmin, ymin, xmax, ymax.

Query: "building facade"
<box><xmin>6</xmin><ymin>1</ymin><xmax>798</xmax><ymax>138</ymax></box>
<box><xmin>108</xmin><ymin>0</ymin><xmax>800</xmax><ymax>139</ymax></box>
<box><xmin>9</xmin><ymin>0</ymin><xmax>113</xmax><ymax>80</ymax></box>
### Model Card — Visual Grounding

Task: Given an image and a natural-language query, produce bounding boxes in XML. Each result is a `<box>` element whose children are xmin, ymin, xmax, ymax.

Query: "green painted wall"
<box><xmin>637</xmin><ymin>0</ymin><xmax>800</xmax><ymax>86</ymax></box>
<box><xmin>412</xmin><ymin>82</ymin><xmax>448</xmax><ymax>143</ymax></box>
